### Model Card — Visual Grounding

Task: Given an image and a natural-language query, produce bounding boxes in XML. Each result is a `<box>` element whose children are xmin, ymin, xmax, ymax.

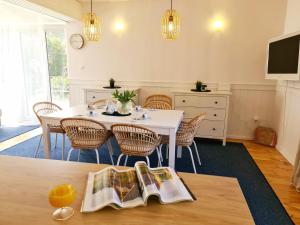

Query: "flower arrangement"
<box><xmin>112</xmin><ymin>90</ymin><xmax>136</xmax><ymax>114</ymax></box>
<box><xmin>112</xmin><ymin>90</ymin><xmax>136</xmax><ymax>103</ymax></box>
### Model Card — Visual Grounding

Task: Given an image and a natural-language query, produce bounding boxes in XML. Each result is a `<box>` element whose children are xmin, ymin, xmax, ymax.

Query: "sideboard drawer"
<box><xmin>177</xmin><ymin>107</ymin><xmax>226</xmax><ymax>121</ymax></box>
<box><xmin>86</xmin><ymin>91</ymin><xmax>112</xmax><ymax>103</ymax></box>
<box><xmin>174</xmin><ymin>96</ymin><xmax>227</xmax><ymax>108</ymax></box>
<box><xmin>197</xmin><ymin>120</ymin><xmax>225</xmax><ymax>137</ymax></box>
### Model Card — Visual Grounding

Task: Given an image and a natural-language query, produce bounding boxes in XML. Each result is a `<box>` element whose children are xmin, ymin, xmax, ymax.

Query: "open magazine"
<box><xmin>81</xmin><ymin>161</ymin><xmax>195</xmax><ymax>212</ymax></box>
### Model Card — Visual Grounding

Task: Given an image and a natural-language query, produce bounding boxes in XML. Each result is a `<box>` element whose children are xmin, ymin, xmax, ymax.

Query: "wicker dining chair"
<box><xmin>33</xmin><ymin>102</ymin><xmax>65</xmax><ymax>159</ymax></box>
<box><xmin>143</xmin><ymin>101</ymin><xmax>172</xmax><ymax>110</ymax></box>
<box><xmin>111</xmin><ymin>124</ymin><xmax>162</xmax><ymax>167</ymax></box>
<box><xmin>60</xmin><ymin>118</ymin><xmax>114</xmax><ymax>165</ymax></box>
<box><xmin>90</xmin><ymin>99</ymin><xmax>107</xmax><ymax>108</ymax></box>
<box><xmin>145</xmin><ymin>94</ymin><xmax>172</xmax><ymax>107</ymax></box>
<box><xmin>160</xmin><ymin>113</ymin><xmax>206</xmax><ymax>173</ymax></box>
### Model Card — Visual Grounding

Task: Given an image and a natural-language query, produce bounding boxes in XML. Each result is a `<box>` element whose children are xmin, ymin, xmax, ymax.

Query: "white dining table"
<box><xmin>40</xmin><ymin>105</ymin><xmax>183</xmax><ymax>169</ymax></box>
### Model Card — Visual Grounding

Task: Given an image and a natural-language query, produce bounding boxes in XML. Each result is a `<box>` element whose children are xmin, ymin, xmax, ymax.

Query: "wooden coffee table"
<box><xmin>0</xmin><ymin>156</ymin><xmax>255</xmax><ymax>225</ymax></box>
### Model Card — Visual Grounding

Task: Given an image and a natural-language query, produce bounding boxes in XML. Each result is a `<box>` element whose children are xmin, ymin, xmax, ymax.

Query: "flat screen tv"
<box><xmin>266</xmin><ymin>32</ymin><xmax>300</xmax><ymax>80</ymax></box>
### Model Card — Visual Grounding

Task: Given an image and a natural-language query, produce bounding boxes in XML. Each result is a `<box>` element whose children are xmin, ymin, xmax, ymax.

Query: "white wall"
<box><xmin>275</xmin><ymin>0</ymin><xmax>300</xmax><ymax>164</ymax></box>
<box><xmin>68</xmin><ymin>0</ymin><xmax>286</xmax><ymax>83</ymax></box>
<box><xmin>66</xmin><ymin>0</ymin><xmax>287</xmax><ymax>140</ymax></box>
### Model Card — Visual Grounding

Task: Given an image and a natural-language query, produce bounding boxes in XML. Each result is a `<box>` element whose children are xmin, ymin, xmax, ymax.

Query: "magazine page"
<box><xmin>134</xmin><ymin>161</ymin><xmax>194</xmax><ymax>204</ymax></box>
<box><xmin>81</xmin><ymin>167</ymin><xmax>144</xmax><ymax>212</ymax></box>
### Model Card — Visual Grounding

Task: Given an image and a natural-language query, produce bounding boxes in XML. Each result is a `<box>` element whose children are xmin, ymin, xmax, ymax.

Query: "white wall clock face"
<box><xmin>69</xmin><ymin>34</ymin><xmax>84</xmax><ymax>49</ymax></box>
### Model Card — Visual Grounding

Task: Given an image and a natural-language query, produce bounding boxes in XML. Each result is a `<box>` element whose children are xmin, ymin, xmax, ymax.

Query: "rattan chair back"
<box><xmin>111</xmin><ymin>124</ymin><xmax>161</xmax><ymax>157</ymax></box>
<box><xmin>143</xmin><ymin>101</ymin><xmax>172</xmax><ymax>110</ymax></box>
<box><xmin>61</xmin><ymin>118</ymin><xmax>110</xmax><ymax>149</ymax></box>
<box><xmin>176</xmin><ymin>113</ymin><xmax>206</xmax><ymax>146</ymax></box>
<box><xmin>145</xmin><ymin>94</ymin><xmax>172</xmax><ymax>106</ymax></box>
<box><xmin>33</xmin><ymin>102</ymin><xmax>62</xmax><ymax>125</ymax></box>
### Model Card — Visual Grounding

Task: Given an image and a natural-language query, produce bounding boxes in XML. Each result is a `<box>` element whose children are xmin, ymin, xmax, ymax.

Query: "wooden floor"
<box><xmin>0</xmin><ymin>132</ymin><xmax>299</xmax><ymax>224</ymax></box>
<box><xmin>234</xmin><ymin>139</ymin><xmax>300</xmax><ymax>224</ymax></box>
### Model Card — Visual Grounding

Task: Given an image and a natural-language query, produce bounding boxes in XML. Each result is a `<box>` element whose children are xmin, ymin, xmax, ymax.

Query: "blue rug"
<box><xmin>0</xmin><ymin>136</ymin><xmax>294</xmax><ymax>225</ymax></box>
<box><xmin>0</xmin><ymin>125</ymin><xmax>38</xmax><ymax>142</ymax></box>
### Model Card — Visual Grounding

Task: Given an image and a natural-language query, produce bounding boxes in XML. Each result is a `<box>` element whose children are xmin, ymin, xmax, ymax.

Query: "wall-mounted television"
<box><xmin>266</xmin><ymin>32</ymin><xmax>300</xmax><ymax>80</ymax></box>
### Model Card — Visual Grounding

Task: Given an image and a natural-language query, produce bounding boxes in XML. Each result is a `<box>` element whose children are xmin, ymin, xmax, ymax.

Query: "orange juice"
<box><xmin>49</xmin><ymin>184</ymin><xmax>76</xmax><ymax>208</ymax></box>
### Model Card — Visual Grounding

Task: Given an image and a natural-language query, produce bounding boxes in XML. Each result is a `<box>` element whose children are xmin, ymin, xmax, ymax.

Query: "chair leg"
<box><xmin>124</xmin><ymin>155</ymin><xmax>128</xmax><ymax>166</ymax></box>
<box><xmin>34</xmin><ymin>135</ymin><xmax>42</xmax><ymax>158</ymax></box>
<box><xmin>156</xmin><ymin>147</ymin><xmax>162</xmax><ymax>167</ymax></box>
<box><xmin>166</xmin><ymin>144</ymin><xmax>169</xmax><ymax>159</ymax></box>
<box><xmin>117</xmin><ymin>154</ymin><xmax>124</xmax><ymax>166</ymax></box>
<box><xmin>61</xmin><ymin>134</ymin><xmax>65</xmax><ymax>160</ymax></box>
<box><xmin>193</xmin><ymin>140</ymin><xmax>201</xmax><ymax>166</ymax></box>
<box><xmin>67</xmin><ymin>148</ymin><xmax>74</xmax><ymax>161</ymax></box>
<box><xmin>54</xmin><ymin>133</ymin><xmax>58</xmax><ymax>149</ymax></box>
<box><xmin>159</xmin><ymin>144</ymin><xmax>164</xmax><ymax>162</ymax></box>
<box><xmin>187</xmin><ymin>146</ymin><xmax>197</xmax><ymax>174</ymax></box>
<box><xmin>94</xmin><ymin>149</ymin><xmax>100</xmax><ymax>164</ymax></box>
<box><xmin>77</xmin><ymin>149</ymin><xmax>81</xmax><ymax>162</ymax></box>
<box><xmin>107</xmin><ymin>139</ymin><xmax>114</xmax><ymax>165</ymax></box>
<box><xmin>145</xmin><ymin>156</ymin><xmax>150</xmax><ymax>167</ymax></box>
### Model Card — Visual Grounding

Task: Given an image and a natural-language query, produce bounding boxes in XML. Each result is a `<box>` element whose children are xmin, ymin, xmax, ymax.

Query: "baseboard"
<box><xmin>276</xmin><ymin>144</ymin><xmax>294</xmax><ymax>165</ymax></box>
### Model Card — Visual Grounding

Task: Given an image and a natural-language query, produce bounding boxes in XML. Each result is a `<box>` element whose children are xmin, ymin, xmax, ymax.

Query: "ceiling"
<box><xmin>0</xmin><ymin>0</ymin><xmax>65</xmax><ymax>25</ymax></box>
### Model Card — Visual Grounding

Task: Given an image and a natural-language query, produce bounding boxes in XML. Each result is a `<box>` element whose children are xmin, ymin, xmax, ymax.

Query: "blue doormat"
<box><xmin>0</xmin><ymin>136</ymin><xmax>295</xmax><ymax>225</ymax></box>
<box><xmin>0</xmin><ymin>125</ymin><xmax>38</xmax><ymax>142</ymax></box>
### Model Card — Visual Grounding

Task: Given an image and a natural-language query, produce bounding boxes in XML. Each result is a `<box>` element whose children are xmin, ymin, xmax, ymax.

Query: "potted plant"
<box><xmin>109</xmin><ymin>78</ymin><xmax>115</xmax><ymax>88</ymax></box>
<box><xmin>112</xmin><ymin>90</ymin><xmax>136</xmax><ymax>114</ymax></box>
<box><xmin>195</xmin><ymin>81</ymin><xmax>202</xmax><ymax>91</ymax></box>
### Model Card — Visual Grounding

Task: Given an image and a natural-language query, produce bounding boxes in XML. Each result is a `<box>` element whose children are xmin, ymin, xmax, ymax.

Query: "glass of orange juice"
<box><xmin>48</xmin><ymin>184</ymin><xmax>76</xmax><ymax>220</ymax></box>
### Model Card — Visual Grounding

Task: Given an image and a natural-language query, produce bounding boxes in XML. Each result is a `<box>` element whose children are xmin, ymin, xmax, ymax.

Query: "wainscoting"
<box><xmin>69</xmin><ymin>80</ymin><xmax>277</xmax><ymax>141</ymax></box>
<box><xmin>275</xmin><ymin>81</ymin><xmax>300</xmax><ymax>164</ymax></box>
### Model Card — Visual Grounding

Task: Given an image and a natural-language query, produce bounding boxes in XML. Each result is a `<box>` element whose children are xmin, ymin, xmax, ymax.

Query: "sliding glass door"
<box><xmin>0</xmin><ymin>25</ymin><xmax>68</xmax><ymax>126</ymax></box>
<box><xmin>45</xmin><ymin>28</ymin><xmax>69</xmax><ymax>108</ymax></box>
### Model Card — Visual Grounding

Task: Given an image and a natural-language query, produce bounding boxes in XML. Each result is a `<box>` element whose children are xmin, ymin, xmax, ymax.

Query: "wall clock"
<box><xmin>69</xmin><ymin>34</ymin><xmax>84</xmax><ymax>49</ymax></box>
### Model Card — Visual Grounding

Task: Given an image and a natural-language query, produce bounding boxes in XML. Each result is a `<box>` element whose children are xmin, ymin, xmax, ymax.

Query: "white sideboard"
<box><xmin>172</xmin><ymin>90</ymin><xmax>231</xmax><ymax>146</ymax></box>
<box><xmin>84</xmin><ymin>88</ymin><xmax>140</xmax><ymax>104</ymax></box>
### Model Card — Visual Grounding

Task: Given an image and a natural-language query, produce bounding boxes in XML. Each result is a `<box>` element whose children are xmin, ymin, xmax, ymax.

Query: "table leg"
<box><xmin>42</xmin><ymin>120</ymin><xmax>51</xmax><ymax>159</ymax></box>
<box><xmin>168</xmin><ymin>128</ymin><xmax>176</xmax><ymax>169</ymax></box>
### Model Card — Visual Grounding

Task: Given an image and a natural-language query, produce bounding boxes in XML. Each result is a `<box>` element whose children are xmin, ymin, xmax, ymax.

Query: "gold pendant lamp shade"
<box><xmin>161</xmin><ymin>0</ymin><xmax>180</xmax><ymax>40</ymax></box>
<box><xmin>83</xmin><ymin>0</ymin><xmax>101</xmax><ymax>41</ymax></box>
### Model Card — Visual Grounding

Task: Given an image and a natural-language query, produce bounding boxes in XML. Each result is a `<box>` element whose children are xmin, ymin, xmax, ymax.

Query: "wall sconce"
<box><xmin>113</xmin><ymin>20</ymin><xmax>126</xmax><ymax>33</ymax></box>
<box><xmin>213</xmin><ymin>20</ymin><xmax>223</xmax><ymax>30</ymax></box>
<box><xmin>211</xmin><ymin>19</ymin><xmax>225</xmax><ymax>32</ymax></box>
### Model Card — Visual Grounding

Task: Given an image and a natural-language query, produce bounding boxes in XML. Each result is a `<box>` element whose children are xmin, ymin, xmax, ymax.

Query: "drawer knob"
<box><xmin>214</xmin><ymin>101</ymin><xmax>218</xmax><ymax>104</ymax></box>
<box><xmin>214</xmin><ymin>114</ymin><xmax>217</xmax><ymax>117</ymax></box>
<box><xmin>182</xmin><ymin>100</ymin><xmax>186</xmax><ymax>103</ymax></box>
<box><xmin>92</xmin><ymin>96</ymin><xmax>96</xmax><ymax>99</ymax></box>
<box><xmin>212</xmin><ymin>128</ymin><xmax>216</xmax><ymax>131</ymax></box>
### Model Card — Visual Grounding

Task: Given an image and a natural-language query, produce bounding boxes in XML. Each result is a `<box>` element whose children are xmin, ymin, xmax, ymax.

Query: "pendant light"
<box><xmin>161</xmin><ymin>0</ymin><xmax>180</xmax><ymax>40</ymax></box>
<box><xmin>83</xmin><ymin>0</ymin><xmax>101</xmax><ymax>41</ymax></box>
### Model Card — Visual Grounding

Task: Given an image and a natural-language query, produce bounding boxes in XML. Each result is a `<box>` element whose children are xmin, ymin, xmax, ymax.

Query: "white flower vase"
<box><xmin>117</xmin><ymin>101</ymin><xmax>132</xmax><ymax>115</ymax></box>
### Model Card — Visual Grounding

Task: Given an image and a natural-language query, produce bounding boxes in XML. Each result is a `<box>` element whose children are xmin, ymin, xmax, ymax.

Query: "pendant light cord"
<box><xmin>171</xmin><ymin>0</ymin><xmax>173</xmax><ymax>11</ymax></box>
<box><xmin>90</xmin><ymin>0</ymin><xmax>93</xmax><ymax>14</ymax></box>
